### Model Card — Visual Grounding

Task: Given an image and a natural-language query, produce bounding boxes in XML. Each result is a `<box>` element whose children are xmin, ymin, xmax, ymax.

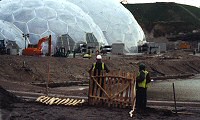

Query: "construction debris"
<box><xmin>36</xmin><ymin>96</ymin><xmax>85</xmax><ymax>106</ymax></box>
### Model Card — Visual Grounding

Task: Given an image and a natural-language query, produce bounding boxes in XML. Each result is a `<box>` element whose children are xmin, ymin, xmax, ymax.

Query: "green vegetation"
<box><xmin>124</xmin><ymin>2</ymin><xmax>200</xmax><ymax>33</ymax></box>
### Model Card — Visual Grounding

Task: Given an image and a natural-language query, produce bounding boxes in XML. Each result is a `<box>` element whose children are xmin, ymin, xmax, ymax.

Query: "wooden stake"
<box><xmin>46</xmin><ymin>57</ymin><xmax>50</xmax><ymax>96</ymax></box>
<box><xmin>173</xmin><ymin>83</ymin><xmax>177</xmax><ymax>114</ymax></box>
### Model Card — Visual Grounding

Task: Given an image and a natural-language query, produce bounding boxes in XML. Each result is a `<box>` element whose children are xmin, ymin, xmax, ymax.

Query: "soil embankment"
<box><xmin>0</xmin><ymin>50</ymin><xmax>200</xmax><ymax>93</ymax></box>
<box><xmin>0</xmin><ymin>50</ymin><xmax>199</xmax><ymax>81</ymax></box>
<box><xmin>1</xmin><ymin>50</ymin><xmax>200</xmax><ymax>119</ymax></box>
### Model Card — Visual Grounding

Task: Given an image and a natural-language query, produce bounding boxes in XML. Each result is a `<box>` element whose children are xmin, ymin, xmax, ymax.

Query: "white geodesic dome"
<box><xmin>0</xmin><ymin>0</ymin><xmax>146</xmax><ymax>53</ymax></box>
<box><xmin>0</xmin><ymin>20</ymin><xmax>25</xmax><ymax>49</ymax></box>
<box><xmin>67</xmin><ymin>0</ymin><xmax>146</xmax><ymax>52</ymax></box>
<box><xmin>0</xmin><ymin>0</ymin><xmax>107</xmax><ymax>49</ymax></box>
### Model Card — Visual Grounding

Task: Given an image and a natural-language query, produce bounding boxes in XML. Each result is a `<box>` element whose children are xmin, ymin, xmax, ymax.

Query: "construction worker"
<box><xmin>136</xmin><ymin>63</ymin><xmax>151</xmax><ymax>113</ymax></box>
<box><xmin>89</xmin><ymin>55</ymin><xmax>109</xmax><ymax>96</ymax></box>
<box><xmin>96</xmin><ymin>49</ymin><xmax>99</xmax><ymax>56</ymax></box>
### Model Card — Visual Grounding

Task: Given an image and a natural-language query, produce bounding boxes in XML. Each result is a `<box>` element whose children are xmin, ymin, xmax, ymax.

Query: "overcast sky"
<box><xmin>120</xmin><ymin>0</ymin><xmax>200</xmax><ymax>8</ymax></box>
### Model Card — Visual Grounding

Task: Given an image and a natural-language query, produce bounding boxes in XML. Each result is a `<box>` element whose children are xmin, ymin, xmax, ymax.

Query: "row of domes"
<box><xmin>0</xmin><ymin>0</ymin><xmax>145</xmax><ymax>53</ymax></box>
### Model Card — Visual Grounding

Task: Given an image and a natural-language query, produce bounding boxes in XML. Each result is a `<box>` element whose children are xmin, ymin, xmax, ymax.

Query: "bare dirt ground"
<box><xmin>2</xmin><ymin>103</ymin><xmax>200</xmax><ymax>120</ymax></box>
<box><xmin>1</xmin><ymin>86</ymin><xmax>200</xmax><ymax>120</ymax></box>
<box><xmin>1</xmin><ymin>50</ymin><xmax>200</xmax><ymax>120</ymax></box>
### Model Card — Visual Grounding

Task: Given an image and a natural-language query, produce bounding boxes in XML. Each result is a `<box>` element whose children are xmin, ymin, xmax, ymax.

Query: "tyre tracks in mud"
<box><xmin>8</xmin><ymin>89</ymin><xmax>200</xmax><ymax>108</ymax></box>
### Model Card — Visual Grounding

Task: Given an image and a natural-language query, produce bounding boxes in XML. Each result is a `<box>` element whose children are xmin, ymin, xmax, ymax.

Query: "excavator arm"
<box><xmin>22</xmin><ymin>35</ymin><xmax>52</xmax><ymax>56</ymax></box>
<box><xmin>37</xmin><ymin>36</ymin><xmax>49</xmax><ymax>50</ymax></box>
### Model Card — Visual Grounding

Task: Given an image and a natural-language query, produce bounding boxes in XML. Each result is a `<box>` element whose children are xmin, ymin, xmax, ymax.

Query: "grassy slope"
<box><xmin>124</xmin><ymin>2</ymin><xmax>200</xmax><ymax>32</ymax></box>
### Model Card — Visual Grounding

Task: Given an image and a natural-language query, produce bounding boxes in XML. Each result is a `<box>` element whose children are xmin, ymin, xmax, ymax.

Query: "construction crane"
<box><xmin>22</xmin><ymin>35</ymin><xmax>52</xmax><ymax>56</ymax></box>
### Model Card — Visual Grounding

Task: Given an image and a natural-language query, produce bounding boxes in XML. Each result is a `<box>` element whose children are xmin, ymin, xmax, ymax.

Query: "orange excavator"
<box><xmin>22</xmin><ymin>35</ymin><xmax>52</xmax><ymax>56</ymax></box>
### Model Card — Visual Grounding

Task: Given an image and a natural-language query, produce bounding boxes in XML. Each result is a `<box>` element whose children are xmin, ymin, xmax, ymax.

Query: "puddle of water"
<box><xmin>148</xmin><ymin>78</ymin><xmax>200</xmax><ymax>102</ymax></box>
<box><xmin>54</xmin><ymin>86</ymin><xmax>88</xmax><ymax>91</ymax></box>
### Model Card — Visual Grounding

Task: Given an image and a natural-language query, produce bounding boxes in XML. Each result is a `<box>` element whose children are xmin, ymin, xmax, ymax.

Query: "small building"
<box><xmin>86</xmin><ymin>33</ymin><xmax>99</xmax><ymax>54</ymax></box>
<box><xmin>6</xmin><ymin>40</ymin><xmax>20</xmax><ymax>55</ymax></box>
<box><xmin>57</xmin><ymin>34</ymin><xmax>75</xmax><ymax>52</ymax></box>
<box><xmin>148</xmin><ymin>42</ymin><xmax>166</xmax><ymax>54</ymax></box>
<box><xmin>111</xmin><ymin>43</ymin><xmax>124</xmax><ymax>55</ymax></box>
<box><xmin>139</xmin><ymin>42</ymin><xmax>166</xmax><ymax>54</ymax></box>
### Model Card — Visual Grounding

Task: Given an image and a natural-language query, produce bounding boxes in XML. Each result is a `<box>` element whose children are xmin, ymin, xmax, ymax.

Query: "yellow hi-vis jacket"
<box><xmin>92</xmin><ymin>63</ymin><xmax>105</xmax><ymax>71</ymax></box>
<box><xmin>137</xmin><ymin>70</ymin><xmax>149</xmax><ymax>88</ymax></box>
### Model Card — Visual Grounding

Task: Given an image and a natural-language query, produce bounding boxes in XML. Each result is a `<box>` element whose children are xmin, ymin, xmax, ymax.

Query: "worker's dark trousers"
<box><xmin>136</xmin><ymin>87</ymin><xmax>147</xmax><ymax>111</ymax></box>
<box><xmin>92</xmin><ymin>79</ymin><xmax>104</xmax><ymax>97</ymax></box>
<box><xmin>99</xmin><ymin>79</ymin><xmax>104</xmax><ymax>97</ymax></box>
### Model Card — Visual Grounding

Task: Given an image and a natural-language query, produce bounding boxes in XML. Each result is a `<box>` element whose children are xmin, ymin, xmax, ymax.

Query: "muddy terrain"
<box><xmin>1</xmin><ymin>85</ymin><xmax>200</xmax><ymax>120</ymax></box>
<box><xmin>1</xmin><ymin>50</ymin><xmax>200</xmax><ymax>120</ymax></box>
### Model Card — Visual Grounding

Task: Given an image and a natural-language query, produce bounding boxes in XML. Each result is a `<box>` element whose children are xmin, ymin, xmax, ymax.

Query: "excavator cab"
<box><xmin>27</xmin><ymin>44</ymin><xmax>38</xmax><ymax>48</ymax></box>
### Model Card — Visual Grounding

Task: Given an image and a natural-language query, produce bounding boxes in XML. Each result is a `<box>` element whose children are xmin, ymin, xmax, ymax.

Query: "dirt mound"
<box><xmin>0</xmin><ymin>86</ymin><xmax>20</xmax><ymax>109</ymax></box>
<box><xmin>0</xmin><ymin>51</ymin><xmax>200</xmax><ymax>97</ymax></box>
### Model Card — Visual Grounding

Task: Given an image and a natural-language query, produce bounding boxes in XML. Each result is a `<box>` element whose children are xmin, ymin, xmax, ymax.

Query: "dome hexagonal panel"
<box><xmin>0</xmin><ymin>2</ymin><xmax>22</xmax><ymax>14</ymax></box>
<box><xmin>0</xmin><ymin>20</ymin><xmax>26</xmax><ymax>49</ymax></box>
<box><xmin>68</xmin><ymin>24</ymin><xmax>85</xmax><ymax>43</ymax></box>
<box><xmin>13</xmin><ymin>22</ymin><xmax>29</xmax><ymax>34</ymax></box>
<box><xmin>0</xmin><ymin>0</ymin><xmax>146</xmax><ymax>53</ymax></box>
<box><xmin>35</xmin><ymin>7</ymin><xmax>57</xmax><ymax>20</ymax></box>
<box><xmin>58</xmin><ymin>11</ymin><xmax>76</xmax><ymax>24</ymax></box>
<box><xmin>68</xmin><ymin>0</ymin><xmax>146</xmax><ymax>52</ymax></box>
<box><xmin>48</xmin><ymin>19</ymin><xmax>68</xmax><ymax>35</ymax></box>
<box><xmin>0</xmin><ymin>13</ymin><xmax>14</xmax><ymax>23</ymax></box>
<box><xmin>76</xmin><ymin>16</ymin><xmax>92</xmax><ymax>33</ymax></box>
<box><xmin>21</xmin><ymin>0</ymin><xmax>44</xmax><ymax>8</ymax></box>
<box><xmin>13</xmin><ymin>8</ymin><xmax>35</xmax><ymax>22</ymax></box>
<box><xmin>27</xmin><ymin>18</ymin><xmax>48</xmax><ymax>34</ymax></box>
<box><xmin>0</xmin><ymin>0</ymin><xmax>106</xmax><ymax>51</ymax></box>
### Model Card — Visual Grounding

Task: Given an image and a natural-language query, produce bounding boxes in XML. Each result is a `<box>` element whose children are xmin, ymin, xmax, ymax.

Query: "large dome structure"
<box><xmin>0</xmin><ymin>20</ymin><xmax>24</xmax><ymax>49</ymax></box>
<box><xmin>0</xmin><ymin>0</ymin><xmax>145</xmax><ymax>53</ymax></box>
<box><xmin>0</xmin><ymin>0</ymin><xmax>107</xmax><ymax>50</ymax></box>
<box><xmin>67</xmin><ymin>0</ymin><xmax>146</xmax><ymax>52</ymax></box>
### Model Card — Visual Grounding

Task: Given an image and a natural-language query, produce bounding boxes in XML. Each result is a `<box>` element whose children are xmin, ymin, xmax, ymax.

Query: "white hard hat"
<box><xmin>96</xmin><ymin>55</ymin><xmax>102</xmax><ymax>59</ymax></box>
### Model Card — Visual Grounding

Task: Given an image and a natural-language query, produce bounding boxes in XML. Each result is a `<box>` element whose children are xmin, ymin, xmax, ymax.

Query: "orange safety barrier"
<box><xmin>88</xmin><ymin>70</ymin><xmax>136</xmax><ymax>108</ymax></box>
